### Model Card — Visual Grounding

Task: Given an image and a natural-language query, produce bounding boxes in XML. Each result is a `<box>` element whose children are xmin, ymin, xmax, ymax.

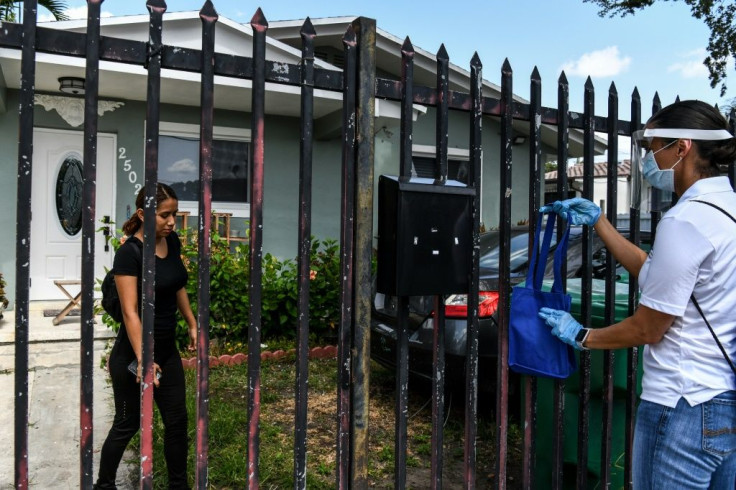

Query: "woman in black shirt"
<box><xmin>95</xmin><ymin>183</ymin><xmax>197</xmax><ymax>490</ymax></box>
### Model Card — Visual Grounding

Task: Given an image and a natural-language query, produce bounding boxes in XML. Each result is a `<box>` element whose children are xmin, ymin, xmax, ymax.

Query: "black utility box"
<box><xmin>377</xmin><ymin>175</ymin><xmax>475</xmax><ymax>296</ymax></box>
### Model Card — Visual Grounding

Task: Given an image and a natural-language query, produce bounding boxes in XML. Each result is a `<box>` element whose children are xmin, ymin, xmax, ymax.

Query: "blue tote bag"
<box><xmin>508</xmin><ymin>213</ymin><xmax>576</xmax><ymax>379</ymax></box>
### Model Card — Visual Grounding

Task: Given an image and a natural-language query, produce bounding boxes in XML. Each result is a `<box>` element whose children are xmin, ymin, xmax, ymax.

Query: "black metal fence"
<box><xmin>10</xmin><ymin>1</ymin><xmax>731</xmax><ymax>489</ymax></box>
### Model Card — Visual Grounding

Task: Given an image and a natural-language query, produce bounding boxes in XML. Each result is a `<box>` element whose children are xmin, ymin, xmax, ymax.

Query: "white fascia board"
<box><xmin>374</xmin><ymin>26</ymin><xmax>505</xmax><ymax>99</ymax></box>
<box><xmin>40</xmin><ymin>11</ymin><xmax>338</xmax><ymax>71</ymax></box>
<box><xmin>268</xmin><ymin>16</ymin><xmax>358</xmax><ymax>37</ymax></box>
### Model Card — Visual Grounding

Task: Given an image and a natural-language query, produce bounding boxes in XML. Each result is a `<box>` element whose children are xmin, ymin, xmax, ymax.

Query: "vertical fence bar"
<box><xmin>552</xmin><ymin>71</ymin><xmax>570</xmax><ymax>490</ymax></box>
<box><xmin>399</xmin><ymin>37</ymin><xmax>413</xmax><ymax>181</ymax></box>
<box><xmin>14</xmin><ymin>1</ymin><xmax>37</xmax><ymax>488</ymax></box>
<box><xmin>336</xmin><ymin>24</ymin><xmax>357</xmax><ymax>490</ymax></box>
<box><xmin>393</xmin><ymin>34</ymin><xmax>414</xmax><ymax>490</ymax></box>
<box><xmin>600</xmin><ymin>82</ymin><xmax>619</xmax><ymax>488</ymax></box>
<box><xmin>350</xmin><ymin>16</ymin><xmax>376</xmax><ymax>490</ymax></box>
<box><xmin>195</xmin><ymin>2</ymin><xmax>217</xmax><ymax>488</ymax></box>
<box><xmin>430</xmin><ymin>41</ymin><xmax>450</xmax><ymax>490</ymax></box>
<box><xmin>522</xmin><ymin>66</ymin><xmax>543</xmax><ymax>490</ymax></box>
<box><xmin>430</xmin><ymin>298</ymin><xmax>445</xmax><ymax>489</ymax></box>
<box><xmin>576</xmin><ymin>76</ymin><xmax>595</xmax><ymax>490</ymax></box>
<box><xmin>247</xmin><ymin>8</ymin><xmax>268</xmax><ymax>490</ymax></box>
<box><xmin>464</xmin><ymin>51</ymin><xmax>482</xmax><ymax>490</ymax></box>
<box><xmin>80</xmin><ymin>1</ymin><xmax>103</xmax><ymax>486</ymax></box>
<box><xmin>141</xmin><ymin>2</ymin><xmax>166</xmax><ymax>487</ymax></box>
<box><xmin>494</xmin><ymin>58</ymin><xmax>514</xmax><ymax>490</ymax></box>
<box><xmin>294</xmin><ymin>17</ymin><xmax>316</xmax><ymax>490</ymax></box>
<box><xmin>624</xmin><ymin>88</ymin><xmax>642</xmax><ymax>490</ymax></box>
<box><xmin>394</xmin><ymin>292</ymin><xmax>409</xmax><ymax>489</ymax></box>
<box><xmin>434</xmin><ymin>44</ymin><xmax>449</xmax><ymax>183</ymax></box>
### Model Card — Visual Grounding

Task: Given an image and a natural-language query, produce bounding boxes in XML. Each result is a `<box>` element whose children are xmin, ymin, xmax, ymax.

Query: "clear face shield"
<box><xmin>630</xmin><ymin>130</ymin><xmax>672</xmax><ymax>213</ymax></box>
<box><xmin>630</xmin><ymin>127</ymin><xmax>734</xmax><ymax>212</ymax></box>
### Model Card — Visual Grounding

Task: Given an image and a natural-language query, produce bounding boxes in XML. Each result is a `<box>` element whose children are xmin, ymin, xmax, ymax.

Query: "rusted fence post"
<box><xmin>80</xmin><ymin>0</ymin><xmax>103</xmax><ymax>486</ymax></box>
<box><xmin>350</xmin><ymin>15</ymin><xmax>375</xmax><ymax>490</ymax></box>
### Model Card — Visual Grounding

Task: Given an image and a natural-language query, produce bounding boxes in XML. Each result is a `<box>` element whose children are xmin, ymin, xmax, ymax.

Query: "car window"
<box><xmin>543</xmin><ymin>233</ymin><xmax>606</xmax><ymax>278</ymax></box>
<box><xmin>479</xmin><ymin>230</ymin><xmax>556</xmax><ymax>272</ymax></box>
<box><xmin>373</xmin><ymin>292</ymin><xmax>434</xmax><ymax>316</ymax></box>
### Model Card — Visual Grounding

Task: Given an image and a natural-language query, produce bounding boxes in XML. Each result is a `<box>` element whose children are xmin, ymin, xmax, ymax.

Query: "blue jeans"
<box><xmin>633</xmin><ymin>391</ymin><xmax>736</xmax><ymax>489</ymax></box>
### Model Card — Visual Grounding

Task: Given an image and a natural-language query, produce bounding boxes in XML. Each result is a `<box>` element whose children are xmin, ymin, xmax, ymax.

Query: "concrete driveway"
<box><xmin>0</xmin><ymin>302</ymin><xmax>135</xmax><ymax>489</ymax></box>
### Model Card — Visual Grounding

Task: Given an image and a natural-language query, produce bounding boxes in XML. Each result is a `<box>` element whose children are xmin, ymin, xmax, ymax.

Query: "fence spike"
<box><xmin>146</xmin><ymin>0</ymin><xmax>166</xmax><ymax>13</ymax></box>
<box><xmin>558</xmin><ymin>70</ymin><xmax>568</xmax><ymax>85</ymax></box>
<box><xmin>531</xmin><ymin>66</ymin><xmax>541</xmax><ymax>82</ymax></box>
<box><xmin>401</xmin><ymin>36</ymin><xmax>414</xmax><ymax>57</ymax></box>
<box><xmin>470</xmin><ymin>51</ymin><xmax>481</xmax><ymax>69</ymax></box>
<box><xmin>301</xmin><ymin>17</ymin><xmax>316</xmax><ymax>38</ymax></box>
<box><xmin>653</xmin><ymin>92</ymin><xmax>661</xmax><ymax>109</ymax></box>
<box><xmin>342</xmin><ymin>23</ymin><xmax>356</xmax><ymax>46</ymax></box>
<box><xmin>436</xmin><ymin>43</ymin><xmax>448</xmax><ymax>61</ymax></box>
<box><xmin>585</xmin><ymin>76</ymin><xmax>594</xmax><ymax>90</ymax></box>
<box><xmin>609</xmin><ymin>81</ymin><xmax>617</xmax><ymax>96</ymax></box>
<box><xmin>199</xmin><ymin>0</ymin><xmax>218</xmax><ymax>20</ymax></box>
<box><xmin>502</xmin><ymin>57</ymin><xmax>512</xmax><ymax>74</ymax></box>
<box><xmin>251</xmin><ymin>7</ymin><xmax>268</xmax><ymax>28</ymax></box>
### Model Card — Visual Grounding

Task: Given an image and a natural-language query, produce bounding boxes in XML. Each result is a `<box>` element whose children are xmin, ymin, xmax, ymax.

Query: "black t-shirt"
<box><xmin>112</xmin><ymin>231</ymin><xmax>188</xmax><ymax>362</ymax></box>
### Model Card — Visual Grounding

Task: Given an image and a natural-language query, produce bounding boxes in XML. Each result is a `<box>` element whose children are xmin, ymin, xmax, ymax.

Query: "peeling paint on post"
<box><xmin>140</xmin><ymin>2</ymin><xmax>167</xmax><ymax>488</ymax></box>
<box><xmin>195</xmin><ymin>2</ymin><xmax>218</xmax><ymax>488</ymax></box>
<box><xmin>14</xmin><ymin>1</ymin><xmax>37</xmax><ymax>488</ymax></box>
<box><xmin>246</xmin><ymin>8</ymin><xmax>268</xmax><ymax>490</ymax></box>
<box><xmin>336</xmin><ymin>24</ymin><xmax>357</xmax><ymax>490</ymax></box>
<box><xmin>350</xmin><ymin>16</ymin><xmax>375</xmax><ymax>490</ymax></box>
<box><xmin>80</xmin><ymin>1</ymin><xmax>103</xmax><ymax>486</ymax></box>
<box><xmin>294</xmin><ymin>17</ymin><xmax>315</xmax><ymax>490</ymax></box>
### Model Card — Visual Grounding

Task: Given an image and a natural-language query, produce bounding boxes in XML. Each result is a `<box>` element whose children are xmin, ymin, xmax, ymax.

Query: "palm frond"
<box><xmin>38</xmin><ymin>0</ymin><xmax>69</xmax><ymax>21</ymax></box>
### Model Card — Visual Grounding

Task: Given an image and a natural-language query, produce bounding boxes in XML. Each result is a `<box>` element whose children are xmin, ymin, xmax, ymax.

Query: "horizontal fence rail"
<box><xmin>8</xmin><ymin>2</ymin><xmax>735</xmax><ymax>489</ymax></box>
<box><xmin>0</xmin><ymin>23</ymin><xmax>638</xmax><ymax>136</ymax></box>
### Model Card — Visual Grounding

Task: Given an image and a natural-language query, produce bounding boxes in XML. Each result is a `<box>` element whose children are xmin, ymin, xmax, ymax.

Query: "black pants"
<box><xmin>95</xmin><ymin>342</ymin><xmax>189</xmax><ymax>489</ymax></box>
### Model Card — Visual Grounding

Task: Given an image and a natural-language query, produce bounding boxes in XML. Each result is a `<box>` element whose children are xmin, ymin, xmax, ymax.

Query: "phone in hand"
<box><xmin>128</xmin><ymin>360</ymin><xmax>161</xmax><ymax>381</ymax></box>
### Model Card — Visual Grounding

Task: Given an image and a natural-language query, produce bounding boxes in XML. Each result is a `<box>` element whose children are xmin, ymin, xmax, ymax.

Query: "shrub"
<box><xmin>99</xmin><ymin>226</ymin><xmax>343</xmax><ymax>349</ymax></box>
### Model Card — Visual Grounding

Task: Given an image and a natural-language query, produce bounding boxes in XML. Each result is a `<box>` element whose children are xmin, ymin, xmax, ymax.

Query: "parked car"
<box><xmin>370</xmin><ymin>224</ymin><xmax>649</xmax><ymax>393</ymax></box>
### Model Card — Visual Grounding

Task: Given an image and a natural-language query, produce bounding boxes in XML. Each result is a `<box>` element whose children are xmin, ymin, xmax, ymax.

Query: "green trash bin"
<box><xmin>529</xmin><ymin>278</ymin><xmax>643</xmax><ymax>489</ymax></box>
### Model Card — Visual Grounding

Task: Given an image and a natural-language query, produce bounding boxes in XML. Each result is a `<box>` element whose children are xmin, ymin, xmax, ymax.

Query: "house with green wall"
<box><xmin>0</xmin><ymin>10</ymin><xmax>603</xmax><ymax>306</ymax></box>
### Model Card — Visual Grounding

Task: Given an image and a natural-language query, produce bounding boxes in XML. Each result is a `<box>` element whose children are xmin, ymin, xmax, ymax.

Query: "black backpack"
<box><xmin>100</xmin><ymin>240</ymin><xmax>142</xmax><ymax>323</ymax></box>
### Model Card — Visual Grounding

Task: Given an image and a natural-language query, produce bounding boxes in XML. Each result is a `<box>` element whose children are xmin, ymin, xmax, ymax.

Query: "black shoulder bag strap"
<box><xmin>689</xmin><ymin>199</ymin><xmax>736</xmax><ymax>376</ymax></box>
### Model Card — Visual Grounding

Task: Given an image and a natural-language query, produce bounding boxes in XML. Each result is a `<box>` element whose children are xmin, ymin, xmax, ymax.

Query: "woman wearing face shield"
<box><xmin>540</xmin><ymin>100</ymin><xmax>736</xmax><ymax>489</ymax></box>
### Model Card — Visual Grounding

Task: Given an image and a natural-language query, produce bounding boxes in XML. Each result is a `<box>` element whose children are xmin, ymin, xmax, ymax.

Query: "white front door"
<box><xmin>30</xmin><ymin>129</ymin><xmax>116</xmax><ymax>300</ymax></box>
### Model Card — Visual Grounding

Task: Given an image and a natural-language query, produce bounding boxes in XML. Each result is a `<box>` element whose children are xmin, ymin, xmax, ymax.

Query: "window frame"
<box><xmin>159</xmin><ymin>121</ymin><xmax>252</xmax><ymax>218</ymax></box>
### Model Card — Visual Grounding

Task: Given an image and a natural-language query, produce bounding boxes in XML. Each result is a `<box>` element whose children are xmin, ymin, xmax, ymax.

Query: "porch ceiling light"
<box><xmin>58</xmin><ymin>77</ymin><xmax>85</xmax><ymax>95</ymax></box>
<box><xmin>512</xmin><ymin>135</ymin><xmax>527</xmax><ymax>145</ymax></box>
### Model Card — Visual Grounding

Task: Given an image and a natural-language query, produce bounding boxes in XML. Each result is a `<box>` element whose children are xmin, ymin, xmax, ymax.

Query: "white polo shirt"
<box><xmin>638</xmin><ymin>176</ymin><xmax>736</xmax><ymax>408</ymax></box>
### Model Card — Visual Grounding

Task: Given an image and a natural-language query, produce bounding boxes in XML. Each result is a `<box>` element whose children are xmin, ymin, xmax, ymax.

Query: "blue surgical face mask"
<box><xmin>641</xmin><ymin>140</ymin><xmax>681</xmax><ymax>193</ymax></box>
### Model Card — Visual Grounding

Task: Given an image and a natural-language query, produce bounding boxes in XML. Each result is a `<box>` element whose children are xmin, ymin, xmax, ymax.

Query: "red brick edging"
<box><xmin>180</xmin><ymin>345</ymin><xmax>338</xmax><ymax>369</ymax></box>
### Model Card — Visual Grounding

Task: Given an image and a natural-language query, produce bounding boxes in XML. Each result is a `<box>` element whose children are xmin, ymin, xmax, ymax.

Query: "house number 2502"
<box><xmin>118</xmin><ymin>147</ymin><xmax>141</xmax><ymax>197</ymax></box>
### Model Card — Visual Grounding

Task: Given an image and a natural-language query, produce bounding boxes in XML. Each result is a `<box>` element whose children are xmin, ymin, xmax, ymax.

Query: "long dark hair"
<box><xmin>648</xmin><ymin>100</ymin><xmax>736</xmax><ymax>177</ymax></box>
<box><xmin>121</xmin><ymin>183</ymin><xmax>178</xmax><ymax>236</ymax></box>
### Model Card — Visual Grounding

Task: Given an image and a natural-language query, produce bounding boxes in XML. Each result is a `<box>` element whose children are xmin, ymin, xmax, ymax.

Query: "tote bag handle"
<box><xmin>525</xmin><ymin>212</ymin><xmax>571</xmax><ymax>293</ymax></box>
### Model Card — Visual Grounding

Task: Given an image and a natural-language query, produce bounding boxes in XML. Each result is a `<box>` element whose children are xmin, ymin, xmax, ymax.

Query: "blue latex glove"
<box><xmin>539</xmin><ymin>197</ymin><xmax>601</xmax><ymax>226</ymax></box>
<box><xmin>538</xmin><ymin>307</ymin><xmax>584</xmax><ymax>350</ymax></box>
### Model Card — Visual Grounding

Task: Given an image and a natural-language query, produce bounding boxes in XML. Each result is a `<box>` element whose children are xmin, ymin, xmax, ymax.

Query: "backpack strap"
<box><xmin>688</xmin><ymin>199</ymin><xmax>736</xmax><ymax>376</ymax></box>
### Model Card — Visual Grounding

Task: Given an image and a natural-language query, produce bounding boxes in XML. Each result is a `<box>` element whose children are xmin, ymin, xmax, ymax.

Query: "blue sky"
<box><xmin>42</xmin><ymin>1</ymin><xmax>729</xmax><ymax>121</ymax></box>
